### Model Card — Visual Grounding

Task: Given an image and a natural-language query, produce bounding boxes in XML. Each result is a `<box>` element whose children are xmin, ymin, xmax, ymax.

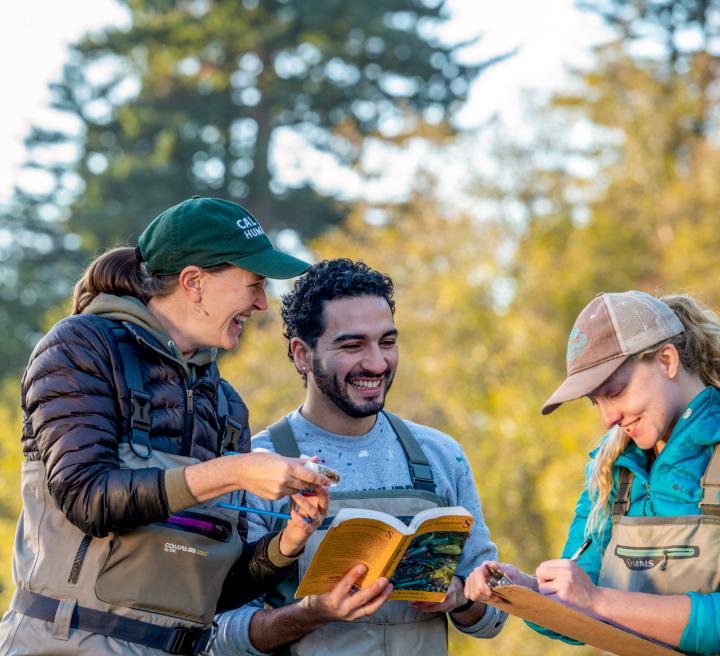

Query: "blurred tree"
<box><xmin>580</xmin><ymin>1</ymin><xmax>720</xmax><ymax>60</ymax></box>
<box><xmin>0</xmin><ymin>0</ymin><xmax>507</xmax><ymax>373</ymax></box>
<box><xmin>579</xmin><ymin>0</ymin><xmax>720</xmax><ymax>135</ymax></box>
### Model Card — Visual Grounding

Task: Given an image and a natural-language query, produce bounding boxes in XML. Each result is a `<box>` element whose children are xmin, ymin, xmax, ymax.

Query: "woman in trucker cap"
<box><xmin>465</xmin><ymin>290</ymin><xmax>720</xmax><ymax>655</ymax></box>
<box><xmin>0</xmin><ymin>196</ymin><xmax>332</xmax><ymax>655</ymax></box>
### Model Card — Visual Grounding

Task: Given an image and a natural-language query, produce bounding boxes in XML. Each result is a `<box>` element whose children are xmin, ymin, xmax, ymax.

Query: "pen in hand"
<box><xmin>569</xmin><ymin>537</ymin><xmax>592</xmax><ymax>561</ymax></box>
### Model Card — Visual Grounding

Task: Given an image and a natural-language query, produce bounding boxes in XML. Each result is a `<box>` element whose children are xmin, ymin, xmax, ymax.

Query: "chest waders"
<box><xmin>598</xmin><ymin>444</ymin><xmax>720</xmax><ymax>597</ymax></box>
<box><xmin>262</xmin><ymin>412</ymin><xmax>450</xmax><ymax>656</ymax></box>
<box><xmin>0</xmin><ymin>325</ymin><xmax>246</xmax><ymax>656</ymax></box>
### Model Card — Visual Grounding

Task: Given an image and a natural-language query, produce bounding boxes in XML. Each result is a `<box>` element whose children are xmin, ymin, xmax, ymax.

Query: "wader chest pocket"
<box><xmin>159</xmin><ymin>511</ymin><xmax>233</xmax><ymax>542</ymax></box>
<box><xmin>95</xmin><ymin>507</ymin><xmax>240</xmax><ymax>623</ymax></box>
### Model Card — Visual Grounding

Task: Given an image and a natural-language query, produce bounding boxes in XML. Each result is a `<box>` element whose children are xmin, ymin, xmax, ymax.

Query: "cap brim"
<box><xmin>230</xmin><ymin>248</ymin><xmax>310</xmax><ymax>279</ymax></box>
<box><xmin>541</xmin><ymin>354</ymin><xmax>629</xmax><ymax>415</ymax></box>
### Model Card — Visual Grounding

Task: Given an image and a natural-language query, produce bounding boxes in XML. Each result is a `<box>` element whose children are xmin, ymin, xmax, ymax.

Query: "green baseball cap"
<box><xmin>137</xmin><ymin>196</ymin><xmax>310</xmax><ymax>278</ymax></box>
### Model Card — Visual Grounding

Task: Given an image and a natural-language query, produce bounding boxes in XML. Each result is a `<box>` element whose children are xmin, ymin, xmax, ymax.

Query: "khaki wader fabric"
<box><xmin>598</xmin><ymin>514</ymin><xmax>720</xmax><ymax>595</ymax></box>
<box><xmin>598</xmin><ymin>448</ymin><xmax>720</xmax><ymax>596</ymax></box>
<box><xmin>0</xmin><ymin>445</ymin><xmax>242</xmax><ymax>655</ymax></box>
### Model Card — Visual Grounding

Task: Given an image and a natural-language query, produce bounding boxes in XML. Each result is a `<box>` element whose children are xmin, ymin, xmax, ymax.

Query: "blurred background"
<box><xmin>1</xmin><ymin>1</ymin><xmax>718</xmax><ymax>653</ymax></box>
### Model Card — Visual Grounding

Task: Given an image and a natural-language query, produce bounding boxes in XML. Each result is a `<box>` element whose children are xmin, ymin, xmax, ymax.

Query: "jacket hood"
<box><xmin>82</xmin><ymin>293</ymin><xmax>216</xmax><ymax>371</ymax></box>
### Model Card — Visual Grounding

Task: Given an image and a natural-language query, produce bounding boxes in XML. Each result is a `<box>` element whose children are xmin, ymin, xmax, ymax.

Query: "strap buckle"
<box><xmin>409</xmin><ymin>463</ymin><xmax>433</xmax><ymax>483</ymax></box>
<box><xmin>169</xmin><ymin>622</ymin><xmax>216</xmax><ymax>655</ymax></box>
<box><xmin>221</xmin><ymin>417</ymin><xmax>245</xmax><ymax>453</ymax></box>
<box><xmin>130</xmin><ymin>390</ymin><xmax>151</xmax><ymax>431</ymax></box>
<box><xmin>128</xmin><ymin>390</ymin><xmax>152</xmax><ymax>459</ymax></box>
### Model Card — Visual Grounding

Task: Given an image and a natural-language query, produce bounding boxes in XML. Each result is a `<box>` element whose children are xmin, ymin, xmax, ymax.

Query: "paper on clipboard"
<box><xmin>485</xmin><ymin>583</ymin><xmax>681</xmax><ymax>656</ymax></box>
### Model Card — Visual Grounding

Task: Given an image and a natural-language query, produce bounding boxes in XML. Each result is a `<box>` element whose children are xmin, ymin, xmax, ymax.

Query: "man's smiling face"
<box><xmin>307</xmin><ymin>295</ymin><xmax>398</xmax><ymax>419</ymax></box>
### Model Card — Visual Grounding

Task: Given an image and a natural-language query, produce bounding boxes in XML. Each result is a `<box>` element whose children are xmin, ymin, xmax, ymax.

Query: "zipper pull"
<box><xmin>660</xmin><ymin>550</ymin><xmax>669</xmax><ymax>571</ymax></box>
<box><xmin>187</xmin><ymin>389</ymin><xmax>194</xmax><ymax>414</ymax></box>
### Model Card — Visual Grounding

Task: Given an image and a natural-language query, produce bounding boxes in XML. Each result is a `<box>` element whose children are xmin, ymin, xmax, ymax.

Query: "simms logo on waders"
<box><xmin>615</xmin><ymin>545</ymin><xmax>699</xmax><ymax>571</ymax></box>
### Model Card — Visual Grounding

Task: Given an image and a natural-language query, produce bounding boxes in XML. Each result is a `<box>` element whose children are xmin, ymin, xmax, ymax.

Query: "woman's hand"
<box><xmin>185</xmin><ymin>452</ymin><xmax>331</xmax><ymax>503</ymax></box>
<box><xmin>279</xmin><ymin>487</ymin><xmax>330</xmax><ymax>557</ymax></box>
<box><xmin>464</xmin><ymin>560</ymin><xmax>536</xmax><ymax>602</ymax></box>
<box><xmin>233</xmin><ymin>452</ymin><xmax>331</xmax><ymax>500</ymax></box>
<box><xmin>535</xmin><ymin>559</ymin><xmax>600</xmax><ymax>615</ymax></box>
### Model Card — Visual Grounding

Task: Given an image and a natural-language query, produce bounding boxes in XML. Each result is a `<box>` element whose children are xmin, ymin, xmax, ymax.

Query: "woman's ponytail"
<box><xmin>71</xmin><ymin>247</ymin><xmax>149</xmax><ymax>314</ymax></box>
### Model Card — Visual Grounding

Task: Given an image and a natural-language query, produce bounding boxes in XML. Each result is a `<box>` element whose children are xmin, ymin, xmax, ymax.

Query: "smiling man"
<box><xmin>212</xmin><ymin>259</ymin><xmax>506</xmax><ymax>656</ymax></box>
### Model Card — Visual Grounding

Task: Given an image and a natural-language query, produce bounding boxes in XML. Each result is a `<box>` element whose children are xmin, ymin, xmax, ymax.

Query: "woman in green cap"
<box><xmin>465</xmin><ymin>291</ymin><xmax>720</xmax><ymax>655</ymax></box>
<box><xmin>0</xmin><ymin>197</ymin><xmax>331</xmax><ymax>655</ymax></box>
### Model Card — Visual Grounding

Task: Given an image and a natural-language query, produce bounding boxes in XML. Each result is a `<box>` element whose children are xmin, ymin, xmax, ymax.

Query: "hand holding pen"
<box><xmin>569</xmin><ymin>537</ymin><xmax>592</xmax><ymax>562</ymax></box>
<box><xmin>534</xmin><ymin>537</ymin><xmax>599</xmax><ymax>611</ymax></box>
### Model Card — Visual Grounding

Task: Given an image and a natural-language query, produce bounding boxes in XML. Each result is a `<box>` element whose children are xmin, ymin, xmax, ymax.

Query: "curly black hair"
<box><xmin>281</xmin><ymin>258</ymin><xmax>395</xmax><ymax>363</ymax></box>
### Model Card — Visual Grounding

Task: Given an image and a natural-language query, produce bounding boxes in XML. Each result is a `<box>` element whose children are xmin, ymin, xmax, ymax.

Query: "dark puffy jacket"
<box><xmin>21</xmin><ymin>313</ymin><xmax>250</xmax><ymax>537</ymax></box>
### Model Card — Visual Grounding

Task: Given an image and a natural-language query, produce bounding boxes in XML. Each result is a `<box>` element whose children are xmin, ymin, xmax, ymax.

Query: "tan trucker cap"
<box><xmin>541</xmin><ymin>291</ymin><xmax>684</xmax><ymax>415</ymax></box>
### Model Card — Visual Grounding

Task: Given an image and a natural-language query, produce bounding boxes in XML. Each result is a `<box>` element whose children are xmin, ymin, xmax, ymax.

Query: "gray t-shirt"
<box><xmin>213</xmin><ymin>410</ymin><xmax>506</xmax><ymax>655</ymax></box>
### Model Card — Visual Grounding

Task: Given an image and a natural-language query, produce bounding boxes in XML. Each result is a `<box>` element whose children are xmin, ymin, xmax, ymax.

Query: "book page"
<box><xmin>295</xmin><ymin>517</ymin><xmax>403</xmax><ymax>598</ymax></box>
<box><xmin>407</xmin><ymin>505</ymin><xmax>472</xmax><ymax>532</ymax></box>
<box><xmin>328</xmin><ymin>507</ymin><xmax>412</xmax><ymax>534</ymax></box>
<box><xmin>388</xmin><ymin>512</ymin><xmax>474</xmax><ymax>602</ymax></box>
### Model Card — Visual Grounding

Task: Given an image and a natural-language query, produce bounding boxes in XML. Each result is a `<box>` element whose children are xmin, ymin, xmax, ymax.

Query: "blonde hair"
<box><xmin>585</xmin><ymin>294</ymin><xmax>720</xmax><ymax>537</ymax></box>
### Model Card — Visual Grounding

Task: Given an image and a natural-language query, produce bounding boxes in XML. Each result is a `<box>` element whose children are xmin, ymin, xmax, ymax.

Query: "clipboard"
<box><xmin>485</xmin><ymin>584</ymin><xmax>681</xmax><ymax>656</ymax></box>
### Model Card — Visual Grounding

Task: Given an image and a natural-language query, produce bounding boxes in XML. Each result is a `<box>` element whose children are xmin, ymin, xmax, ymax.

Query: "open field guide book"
<box><xmin>295</xmin><ymin>506</ymin><xmax>473</xmax><ymax>602</ymax></box>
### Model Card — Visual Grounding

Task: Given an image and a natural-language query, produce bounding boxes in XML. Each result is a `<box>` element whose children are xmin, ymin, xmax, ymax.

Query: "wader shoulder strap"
<box><xmin>267</xmin><ymin>417</ymin><xmax>302</xmax><ymax>458</ymax></box>
<box><xmin>611</xmin><ymin>467</ymin><xmax>634</xmax><ymax>517</ymax></box>
<box><xmin>700</xmin><ymin>443</ymin><xmax>720</xmax><ymax>515</ymax></box>
<box><xmin>111</xmin><ymin>325</ymin><xmax>152</xmax><ymax>459</ymax></box>
<box><xmin>382</xmin><ymin>411</ymin><xmax>436</xmax><ymax>493</ymax></box>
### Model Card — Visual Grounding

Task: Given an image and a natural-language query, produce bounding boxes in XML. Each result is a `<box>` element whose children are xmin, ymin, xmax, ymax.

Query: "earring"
<box><xmin>194</xmin><ymin>303</ymin><xmax>206</xmax><ymax>316</ymax></box>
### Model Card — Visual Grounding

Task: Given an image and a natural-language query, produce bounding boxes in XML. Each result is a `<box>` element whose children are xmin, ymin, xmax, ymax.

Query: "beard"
<box><xmin>310</xmin><ymin>360</ymin><xmax>394</xmax><ymax>419</ymax></box>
